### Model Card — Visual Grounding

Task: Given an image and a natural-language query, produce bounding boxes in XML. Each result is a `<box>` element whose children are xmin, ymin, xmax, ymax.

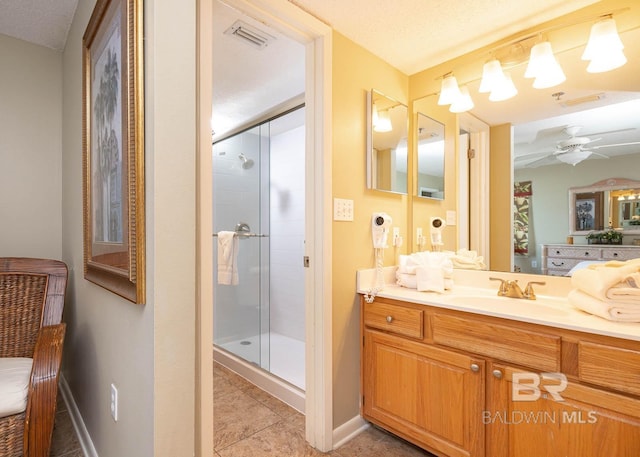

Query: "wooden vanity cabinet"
<box><xmin>361</xmin><ymin>296</ymin><xmax>640</xmax><ymax>457</ymax></box>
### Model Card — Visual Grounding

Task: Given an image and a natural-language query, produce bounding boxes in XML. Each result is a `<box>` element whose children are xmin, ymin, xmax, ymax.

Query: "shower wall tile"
<box><xmin>270</xmin><ymin>124</ymin><xmax>305</xmax><ymax>342</ymax></box>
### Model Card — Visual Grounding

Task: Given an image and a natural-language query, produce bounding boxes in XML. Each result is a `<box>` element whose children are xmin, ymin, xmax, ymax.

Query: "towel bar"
<box><xmin>212</xmin><ymin>232</ymin><xmax>268</xmax><ymax>238</ymax></box>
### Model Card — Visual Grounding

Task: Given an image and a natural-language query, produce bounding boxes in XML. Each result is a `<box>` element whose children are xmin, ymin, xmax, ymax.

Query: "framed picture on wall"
<box><xmin>82</xmin><ymin>0</ymin><xmax>145</xmax><ymax>304</ymax></box>
<box><xmin>574</xmin><ymin>192</ymin><xmax>604</xmax><ymax>232</ymax></box>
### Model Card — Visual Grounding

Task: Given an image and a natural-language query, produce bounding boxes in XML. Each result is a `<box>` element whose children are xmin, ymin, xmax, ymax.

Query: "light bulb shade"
<box><xmin>489</xmin><ymin>72</ymin><xmax>518</xmax><ymax>102</ymax></box>
<box><xmin>586</xmin><ymin>49</ymin><xmax>627</xmax><ymax>73</ymax></box>
<box><xmin>525</xmin><ymin>41</ymin><xmax>566</xmax><ymax>88</ymax></box>
<box><xmin>438</xmin><ymin>75</ymin><xmax>462</xmax><ymax>105</ymax></box>
<box><xmin>374</xmin><ymin>110</ymin><xmax>392</xmax><ymax>132</ymax></box>
<box><xmin>450</xmin><ymin>86</ymin><xmax>474</xmax><ymax>113</ymax></box>
<box><xmin>582</xmin><ymin>18</ymin><xmax>624</xmax><ymax>60</ymax></box>
<box><xmin>479</xmin><ymin>59</ymin><xmax>505</xmax><ymax>93</ymax></box>
<box><xmin>556</xmin><ymin>150</ymin><xmax>592</xmax><ymax>166</ymax></box>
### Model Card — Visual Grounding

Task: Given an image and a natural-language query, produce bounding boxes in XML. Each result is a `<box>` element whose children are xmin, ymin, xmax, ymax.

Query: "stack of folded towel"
<box><xmin>396</xmin><ymin>252</ymin><xmax>454</xmax><ymax>293</ymax></box>
<box><xmin>444</xmin><ymin>249</ymin><xmax>487</xmax><ymax>270</ymax></box>
<box><xmin>568</xmin><ymin>258</ymin><xmax>640</xmax><ymax>322</ymax></box>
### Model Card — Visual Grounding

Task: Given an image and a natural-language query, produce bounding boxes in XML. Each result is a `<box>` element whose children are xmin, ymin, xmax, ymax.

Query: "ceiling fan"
<box><xmin>521</xmin><ymin>125</ymin><xmax>640</xmax><ymax>167</ymax></box>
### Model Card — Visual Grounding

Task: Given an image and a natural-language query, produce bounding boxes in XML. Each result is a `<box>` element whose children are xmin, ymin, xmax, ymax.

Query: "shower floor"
<box><xmin>218</xmin><ymin>331</ymin><xmax>305</xmax><ymax>390</ymax></box>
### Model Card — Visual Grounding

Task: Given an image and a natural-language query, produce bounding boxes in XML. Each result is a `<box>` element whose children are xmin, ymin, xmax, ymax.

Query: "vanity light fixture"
<box><xmin>449</xmin><ymin>85</ymin><xmax>474</xmax><ymax>113</ymax></box>
<box><xmin>489</xmin><ymin>72</ymin><xmax>518</xmax><ymax>102</ymax></box>
<box><xmin>628</xmin><ymin>194</ymin><xmax>637</xmax><ymax>200</ymax></box>
<box><xmin>374</xmin><ymin>109</ymin><xmax>393</xmax><ymax>132</ymax></box>
<box><xmin>437</xmin><ymin>74</ymin><xmax>462</xmax><ymax>106</ymax></box>
<box><xmin>618</xmin><ymin>195</ymin><xmax>626</xmax><ymax>201</ymax></box>
<box><xmin>479</xmin><ymin>59</ymin><xmax>507</xmax><ymax>94</ymax></box>
<box><xmin>524</xmin><ymin>41</ymin><xmax>566</xmax><ymax>89</ymax></box>
<box><xmin>582</xmin><ymin>16</ymin><xmax>627</xmax><ymax>73</ymax></box>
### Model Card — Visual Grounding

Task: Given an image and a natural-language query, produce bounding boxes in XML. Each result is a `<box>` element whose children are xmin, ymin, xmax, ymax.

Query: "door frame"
<box><xmin>197</xmin><ymin>0</ymin><xmax>333</xmax><ymax>452</ymax></box>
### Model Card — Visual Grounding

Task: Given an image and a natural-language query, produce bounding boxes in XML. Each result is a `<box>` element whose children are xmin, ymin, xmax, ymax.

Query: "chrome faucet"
<box><xmin>489</xmin><ymin>278</ymin><xmax>546</xmax><ymax>300</ymax></box>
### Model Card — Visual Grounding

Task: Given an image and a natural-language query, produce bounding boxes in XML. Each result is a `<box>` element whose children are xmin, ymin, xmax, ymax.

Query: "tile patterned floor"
<box><xmin>51</xmin><ymin>362</ymin><xmax>434</xmax><ymax>456</ymax></box>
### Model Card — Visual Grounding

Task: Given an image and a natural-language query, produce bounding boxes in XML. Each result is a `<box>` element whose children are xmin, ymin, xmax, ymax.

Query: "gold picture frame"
<box><xmin>82</xmin><ymin>0</ymin><xmax>145</xmax><ymax>303</ymax></box>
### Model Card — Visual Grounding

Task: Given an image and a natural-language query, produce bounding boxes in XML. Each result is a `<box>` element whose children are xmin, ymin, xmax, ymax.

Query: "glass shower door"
<box><xmin>213</xmin><ymin>124</ymin><xmax>270</xmax><ymax>369</ymax></box>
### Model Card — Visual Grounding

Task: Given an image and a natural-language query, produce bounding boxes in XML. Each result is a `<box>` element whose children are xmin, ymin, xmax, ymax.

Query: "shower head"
<box><xmin>239</xmin><ymin>153</ymin><xmax>254</xmax><ymax>169</ymax></box>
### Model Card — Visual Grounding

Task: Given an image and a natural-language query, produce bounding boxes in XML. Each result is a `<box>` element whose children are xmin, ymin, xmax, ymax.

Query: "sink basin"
<box><xmin>445</xmin><ymin>295</ymin><xmax>571</xmax><ymax>318</ymax></box>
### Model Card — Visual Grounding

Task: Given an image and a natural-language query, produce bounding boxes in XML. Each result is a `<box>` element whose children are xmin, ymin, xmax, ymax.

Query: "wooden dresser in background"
<box><xmin>541</xmin><ymin>244</ymin><xmax>640</xmax><ymax>276</ymax></box>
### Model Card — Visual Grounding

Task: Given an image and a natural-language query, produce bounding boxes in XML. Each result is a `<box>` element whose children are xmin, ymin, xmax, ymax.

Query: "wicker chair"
<box><xmin>0</xmin><ymin>258</ymin><xmax>67</xmax><ymax>457</ymax></box>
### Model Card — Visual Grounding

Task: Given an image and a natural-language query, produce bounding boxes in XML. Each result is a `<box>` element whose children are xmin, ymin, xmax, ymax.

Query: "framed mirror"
<box><xmin>366</xmin><ymin>90</ymin><xmax>408</xmax><ymax>194</ymax></box>
<box><xmin>416</xmin><ymin>112</ymin><xmax>445</xmax><ymax>200</ymax></box>
<box><xmin>569</xmin><ymin>178</ymin><xmax>640</xmax><ymax>235</ymax></box>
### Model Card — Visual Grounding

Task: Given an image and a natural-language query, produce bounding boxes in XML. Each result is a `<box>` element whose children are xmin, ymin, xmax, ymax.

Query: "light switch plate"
<box><xmin>334</xmin><ymin>198</ymin><xmax>354</xmax><ymax>221</ymax></box>
<box><xmin>446</xmin><ymin>210</ymin><xmax>457</xmax><ymax>226</ymax></box>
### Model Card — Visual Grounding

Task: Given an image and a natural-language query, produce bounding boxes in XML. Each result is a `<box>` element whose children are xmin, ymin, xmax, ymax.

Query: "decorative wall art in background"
<box><xmin>513</xmin><ymin>181</ymin><xmax>532</xmax><ymax>255</ymax></box>
<box><xmin>575</xmin><ymin>192</ymin><xmax>604</xmax><ymax>232</ymax></box>
<box><xmin>82</xmin><ymin>0</ymin><xmax>145</xmax><ymax>303</ymax></box>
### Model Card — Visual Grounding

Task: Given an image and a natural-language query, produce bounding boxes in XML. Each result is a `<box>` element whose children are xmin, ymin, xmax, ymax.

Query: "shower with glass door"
<box><xmin>212</xmin><ymin>106</ymin><xmax>306</xmax><ymax>393</ymax></box>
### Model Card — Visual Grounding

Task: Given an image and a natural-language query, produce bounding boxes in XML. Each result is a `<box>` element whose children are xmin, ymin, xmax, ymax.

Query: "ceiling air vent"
<box><xmin>560</xmin><ymin>93</ymin><xmax>606</xmax><ymax>108</ymax></box>
<box><xmin>224</xmin><ymin>20</ymin><xmax>275</xmax><ymax>49</ymax></box>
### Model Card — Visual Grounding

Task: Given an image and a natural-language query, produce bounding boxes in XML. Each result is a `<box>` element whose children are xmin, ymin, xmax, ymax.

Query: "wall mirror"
<box><xmin>416</xmin><ymin>112</ymin><xmax>445</xmax><ymax>200</ymax></box>
<box><xmin>366</xmin><ymin>89</ymin><xmax>408</xmax><ymax>194</ymax></box>
<box><xmin>569</xmin><ymin>178</ymin><xmax>640</xmax><ymax>235</ymax></box>
<box><xmin>440</xmin><ymin>1</ymin><xmax>640</xmax><ymax>274</ymax></box>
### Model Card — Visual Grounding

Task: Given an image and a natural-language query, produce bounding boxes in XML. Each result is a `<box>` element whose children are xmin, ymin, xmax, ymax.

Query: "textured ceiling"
<box><xmin>0</xmin><ymin>0</ymin><xmax>78</xmax><ymax>51</ymax></box>
<box><xmin>290</xmin><ymin>0</ymin><xmax>599</xmax><ymax>74</ymax></box>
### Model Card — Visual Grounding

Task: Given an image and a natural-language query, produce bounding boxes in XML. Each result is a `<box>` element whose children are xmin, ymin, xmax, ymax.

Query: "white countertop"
<box><xmin>357</xmin><ymin>267</ymin><xmax>640</xmax><ymax>342</ymax></box>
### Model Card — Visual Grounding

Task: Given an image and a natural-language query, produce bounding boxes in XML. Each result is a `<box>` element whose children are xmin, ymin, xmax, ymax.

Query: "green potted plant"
<box><xmin>602</xmin><ymin>229</ymin><xmax>624</xmax><ymax>245</ymax></box>
<box><xmin>586</xmin><ymin>231</ymin><xmax>602</xmax><ymax>245</ymax></box>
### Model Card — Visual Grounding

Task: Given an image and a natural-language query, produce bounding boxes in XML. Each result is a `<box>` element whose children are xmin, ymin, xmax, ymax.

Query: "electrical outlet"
<box><xmin>531</xmin><ymin>259</ymin><xmax>538</xmax><ymax>268</ymax></box>
<box><xmin>110</xmin><ymin>383</ymin><xmax>118</xmax><ymax>422</ymax></box>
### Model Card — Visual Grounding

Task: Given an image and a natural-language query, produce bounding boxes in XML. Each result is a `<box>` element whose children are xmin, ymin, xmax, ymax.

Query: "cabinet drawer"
<box><xmin>546</xmin><ymin>258</ymin><xmax>581</xmax><ymax>271</ymax></box>
<box><xmin>579</xmin><ymin>341</ymin><xmax>640</xmax><ymax>396</ymax></box>
<box><xmin>364</xmin><ymin>301</ymin><xmax>424</xmax><ymax>339</ymax></box>
<box><xmin>547</xmin><ymin>247</ymin><xmax>600</xmax><ymax>259</ymax></box>
<box><xmin>601</xmin><ymin>249</ymin><xmax>640</xmax><ymax>261</ymax></box>
<box><xmin>432</xmin><ymin>314</ymin><xmax>560</xmax><ymax>371</ymax></box>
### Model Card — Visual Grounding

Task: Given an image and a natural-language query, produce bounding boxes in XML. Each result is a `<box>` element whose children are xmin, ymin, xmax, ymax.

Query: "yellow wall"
<box><xmin>331</xmin><ymin>31</ymin><xmax>409</xmax><ymax>426</ymax></box>
<box><xmin>490</xmin><ymin>124</ymin><xmax>513</xmax><ymax>271</ymax></box>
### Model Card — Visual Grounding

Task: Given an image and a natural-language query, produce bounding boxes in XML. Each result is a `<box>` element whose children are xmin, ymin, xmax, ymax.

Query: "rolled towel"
<box><xmin>568</xmin><ymin>289</ymin><xmax>640</xmax><ymax>322</ymax></box>
<box><xmin>571</xmin><ymin>260</ymin><xmax>640</xmax><ymax>304</ymax></box>
<box><xmin>606</xmin><ymin>272</ymin><xmax>640</xmax><ymax>301</ymax></box>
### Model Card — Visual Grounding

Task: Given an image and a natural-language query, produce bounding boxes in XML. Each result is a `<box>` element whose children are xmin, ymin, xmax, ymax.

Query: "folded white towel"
<box><xmin>568</xmin><ymin>289</ymin><xmax>640</xmax><ymax>322</ymax></box>
<box><xmin>447</xmin><ymin>249</ymin><xmax>487</xmax><ymax>270</ymax></box>
<box><xmin>571</xmin><ymin>260</ymin><xmax>640</xmax><ymax>304</ymax></box>
<box><xmin>396</xmin><ymin>272</ymin><xmax>418</xmax><ymax>289</ymax></box>
<box><xmin>415</xmin><ymin>265</ymin><xmax>455</xmax><ymax>293</ymax></box>
<box><xmin>217</xmin><ymin>231</ymin><xmax>239</xmax><ymax>285</ymax></box>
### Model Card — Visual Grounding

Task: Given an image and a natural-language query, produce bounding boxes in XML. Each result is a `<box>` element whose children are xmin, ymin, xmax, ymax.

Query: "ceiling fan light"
<box><xmin>556</xmin><ymin>149</ymin><xmax>592</xmax><ymax>166</ymax></box>
<box><xmin>489</xmin><ymin>72</ymin><xmax>517</xmax><ymax>102</ymax></box>
<box><xmin>586</xmin><ymin>49</ymin><xmax>627</xmax><ymax>73</ymax></box>
<box><xmin>450</xmin><ymin>86</ymin><xmax>474</xmax><ymax>113</ymax></box>
<box><xmin>374</xmin><ymin>109</ymin><xmax>392</xmax><ymax>132</ymax></box>
<box><xmin>438</xmin><ymin>74</ymin><xmax>462</xmax><ymax>105</ymax></box>
<box><xmin>479</xmin><ymin>59</ymin><xmax>505</xmax><ymax>93</ymax></box>
<box><xmin>582</xmin><ymin>17</ymin><xmax>624</xmax><ymax>61</ymax></box>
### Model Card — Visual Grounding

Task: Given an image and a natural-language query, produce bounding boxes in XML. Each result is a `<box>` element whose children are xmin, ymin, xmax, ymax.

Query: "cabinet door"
<box><xmin>363</xmin><ymin>329</ymin><xmax>485</xmax><ymax>457</ymax></box>
<box><xmin>488</xmin><ymin>364</ymin><xmax>640</xmax><ymax>457</ymax></box>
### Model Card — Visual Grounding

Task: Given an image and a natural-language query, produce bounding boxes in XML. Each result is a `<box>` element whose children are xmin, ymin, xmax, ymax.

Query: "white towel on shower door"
<box><xmin>217</xmin><ymin>231</ymin><xmax>239</xmax><ymax>285</ymax></box>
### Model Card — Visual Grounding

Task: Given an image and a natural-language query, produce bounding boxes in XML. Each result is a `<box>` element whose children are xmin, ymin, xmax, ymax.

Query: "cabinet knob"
<box><xmin>492</xmin><ymin>369</ymin><xmax>503</xmax><ymax>379</ymax></box>
<box><xmin>470</xmin><ymin>363</ymin><xmax>480</xmax><ymax>372</ymax></box>
<box><xmin>386</xmin><ymin>316</ymin><xmax>393</xmax><ymax>323</ymax></box>
<box><xmin>584</xmin><ymin>252</ymin><xmax>590</xmax><ymax>256</ymax></box>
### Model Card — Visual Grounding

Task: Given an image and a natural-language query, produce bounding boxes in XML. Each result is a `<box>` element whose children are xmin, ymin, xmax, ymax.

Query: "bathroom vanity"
<box><xmin>358</xmin><ymin>270</ymin><xmax>640</xmax><ymax>457</ymax></box>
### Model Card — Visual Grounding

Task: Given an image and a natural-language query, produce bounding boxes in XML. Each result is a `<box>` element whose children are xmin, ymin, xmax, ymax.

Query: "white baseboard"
<box><xmin>59</xmin><ymin>375</ymin><xmax>98</xmax><ymax>457</ymax></box>
<box><xmin>332</xmin><ymin>415</ymin><xmax>369</xmax><ymax>449</ymax></box>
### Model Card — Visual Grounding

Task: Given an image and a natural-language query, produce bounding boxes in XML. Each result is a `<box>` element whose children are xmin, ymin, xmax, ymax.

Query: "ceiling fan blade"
<box><xmin>591</xmin><ymin>141</ymin><xmax>640</xmax><ymax>150</ymax></box>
